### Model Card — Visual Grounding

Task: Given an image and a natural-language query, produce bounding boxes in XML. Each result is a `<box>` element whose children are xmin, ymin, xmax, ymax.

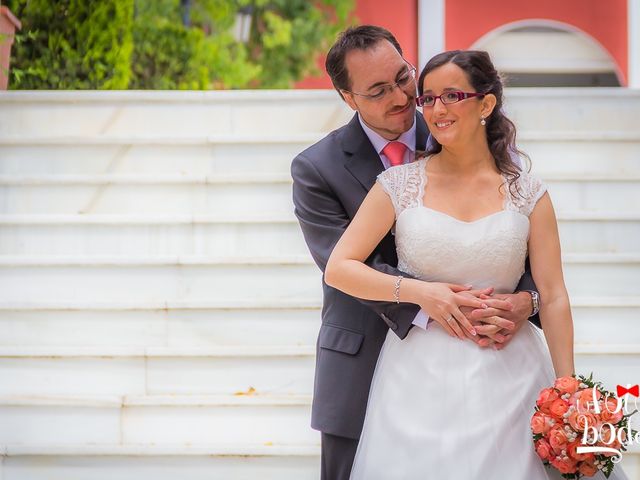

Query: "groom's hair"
<box><xmin>326</xmin><ymin>25</ymin><xmax>403</xmax><ymax>100</ymax></box>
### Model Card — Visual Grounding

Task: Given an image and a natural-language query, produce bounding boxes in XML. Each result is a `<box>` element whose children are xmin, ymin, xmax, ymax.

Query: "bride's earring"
<box><xmin>480</xmin><ymin>116</ymin><xmax>486</xmax><ymax>126</ymax></box>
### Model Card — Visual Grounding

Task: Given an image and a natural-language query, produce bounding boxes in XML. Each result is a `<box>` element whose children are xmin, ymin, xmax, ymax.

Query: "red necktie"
<box><xmin>382</xmin><ymin>141</ymin><xmax>407</xmax><ymax>167</ymax></box>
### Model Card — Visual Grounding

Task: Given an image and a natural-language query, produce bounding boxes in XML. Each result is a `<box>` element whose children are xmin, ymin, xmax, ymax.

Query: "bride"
<box><xmin>324</xmin><ymin>50</ymin><xmax>628</xmax><ymax>479</ymax></box>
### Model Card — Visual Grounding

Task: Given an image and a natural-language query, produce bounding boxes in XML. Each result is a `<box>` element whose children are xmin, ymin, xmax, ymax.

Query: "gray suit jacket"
<box><xmin>291</xmin><ymin>113</ymin><xmax>539</xmax><ymax>439</ymax></box>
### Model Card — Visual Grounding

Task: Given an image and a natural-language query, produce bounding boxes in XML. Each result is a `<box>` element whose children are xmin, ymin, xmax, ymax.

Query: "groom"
<box><xmin>291</xmin><ymin>25</ymin><xmax>541</xmax><ymax>479</ymax></box>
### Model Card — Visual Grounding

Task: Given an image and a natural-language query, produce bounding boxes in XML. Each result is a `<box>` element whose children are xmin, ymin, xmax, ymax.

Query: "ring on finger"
<box><xmin>445</xmin><ymin>314</ymin><xmax>454</xmax><ymax>324</ymax></box>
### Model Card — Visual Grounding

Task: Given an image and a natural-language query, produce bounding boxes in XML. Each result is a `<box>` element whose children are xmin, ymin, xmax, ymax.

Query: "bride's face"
<box><xmin>421</xmin><ymin>63</ymin><xmax>494</xmax><ymax>148</ymax></box>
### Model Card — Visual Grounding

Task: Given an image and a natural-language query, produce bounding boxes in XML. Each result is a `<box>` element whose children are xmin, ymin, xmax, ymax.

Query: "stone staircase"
<box><xmin>0</xmin><ymin>89</ymin><xmax>638</xmax><ymax>479</ymax></box>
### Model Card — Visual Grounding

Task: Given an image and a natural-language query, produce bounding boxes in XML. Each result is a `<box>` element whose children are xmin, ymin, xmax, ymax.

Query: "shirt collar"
<box><xmin>358</xmin><ymin>113</ymin><xmax>416</xmax><ymax>155</ymax></box>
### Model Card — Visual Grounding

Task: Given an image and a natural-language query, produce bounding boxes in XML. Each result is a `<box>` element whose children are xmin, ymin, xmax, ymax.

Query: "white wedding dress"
<box><xmin>349</xmin><ymin>157</ymin><xmax>628</xmax><ymax>480</ymax></box>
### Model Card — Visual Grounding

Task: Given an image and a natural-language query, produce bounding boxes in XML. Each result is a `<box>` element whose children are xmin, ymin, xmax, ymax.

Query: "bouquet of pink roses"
<box><xmin>531</xmin><ymin>373</ymin><xmax>638</xmax><ymax>478</ymax></box>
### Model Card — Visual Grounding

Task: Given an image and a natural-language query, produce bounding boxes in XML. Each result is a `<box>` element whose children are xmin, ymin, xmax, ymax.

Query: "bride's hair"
<box><xmin>417</xmin><ymin>50</ymin><xmax>530</xmax><ymax>199</ymax></box>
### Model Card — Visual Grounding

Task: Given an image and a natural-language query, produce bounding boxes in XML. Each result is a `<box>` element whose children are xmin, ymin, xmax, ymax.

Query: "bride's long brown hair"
<box><xmin>418</xmin><ymin>50</ymin><xmax>530</xmax><ymax>198</ymax></box>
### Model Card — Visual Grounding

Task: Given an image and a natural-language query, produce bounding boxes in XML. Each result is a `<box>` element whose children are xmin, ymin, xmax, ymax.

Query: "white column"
<box><xmin>629</xmin><ymin>0</ymin><xmax>640</xmax><ymax>87</ymax></box>
<box><xmin>418</xmin><ymin>0</ymin><xmax>446</xmax><ymax>69</ymax></box>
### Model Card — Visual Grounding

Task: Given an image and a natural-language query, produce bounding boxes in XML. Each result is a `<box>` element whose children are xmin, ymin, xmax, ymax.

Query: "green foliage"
<box><xmin>244</xmin><ymin>0</ymin><xmax>353</xmax><ymax>88</ymax></box>
<box><xmin>6</xmin><ymin>0</ymin><xmax>354</xmax><ymax>90</ymax></box>
<box><xmin>129</xmin><ymin>0</ymin><xmax>260</xmax><ymax>89</ymax></box>
<box><xmin>7</xmin><ymin>0</ymin><xmax>134</xmax><ymax>89</ymax></box>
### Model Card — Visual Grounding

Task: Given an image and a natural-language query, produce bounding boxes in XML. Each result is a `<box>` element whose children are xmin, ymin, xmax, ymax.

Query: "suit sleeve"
<box><xmin>516</xmin><ymin>258</ymin><xmax>541</xmax><ymax>328</ymax></box>
<box><xmin>291</xmin><ymin>152</ymin><xmax>420</xmax><ymax>338</ymax></box>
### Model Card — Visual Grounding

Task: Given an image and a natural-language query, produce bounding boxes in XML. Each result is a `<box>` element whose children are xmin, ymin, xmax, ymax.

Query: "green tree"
<box><xmin>7</xmin><ymin>0</ymin><xmax>354</xmax><ymax>89</ymax></box>
<box><xmin>129</xmin><ymin>0</ymin><xmax>261</xmax><ymax>89</ymax></box>
<box><xmin>7</xmin><ymin>0</ymin><xmax>134</xmax><ymax>89</ymax></box>
<box><xmin>244</xmin><ymin>0</ymin><xmax>353</xmax><ymax>88</ymax></box>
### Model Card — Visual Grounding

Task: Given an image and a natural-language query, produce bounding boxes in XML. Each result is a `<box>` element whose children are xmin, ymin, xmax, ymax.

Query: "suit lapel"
<box><xmin>415</xmin><ymin>113</ymin><xmax>429</xmax><ymax>151</ymax></box>
<box><xmin>342</xmin><ymin>113</ymin><xmax>430</xmax><ymax>192</ymax></box>
<box><xmin>342</xmin><ymin>114</ymin><xmax>384</xmax><ymax>192</ymax></box>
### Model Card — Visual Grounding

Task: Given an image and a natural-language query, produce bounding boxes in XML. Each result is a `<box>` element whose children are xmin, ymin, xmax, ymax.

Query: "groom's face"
<box><xmin>342</xmin><ymin>40</ymin><xmax>417</xmax><ymax>141</ymax></box>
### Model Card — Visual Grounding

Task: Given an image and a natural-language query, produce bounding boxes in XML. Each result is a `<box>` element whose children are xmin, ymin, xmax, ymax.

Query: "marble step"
<box><xmin>0</xmin><ymin>341</ymin><xmax>639</xmax><ymax>397</ymax></box>
<box><xmin>0</xmin><ymin>175</ymin><xmax>295</xmax><ymax>216</ymax></box>
<box><xmin>0</xmin><ymin>214</ymin><xmax>311</xmax><ymax>257</ymax></box>
<box><xmin>0</xmin><ymin>135</ymin><xmax>314</xmax><ymax>177</ymax></box>
<box><xmin>0</xmin><ymin>444</ymin><xmax>321</xmax><ymax>480</ymax></box>
<box><xmin>0</xmin><ymin>255</ymin><xmax>323</xmax><ymax>304</ymax></box>
<box><xmin>0</xmin><ymin>90</ymin><xmax>354</xmax><ymax>137</ymax></box>
<box><xmin>0</xmin><ymin>348</ymin><xmax>638</xmax><ymax>444</ymax></box>
<box><xmin>1</xmin><ymin>133</ymin><xmax>639</xmax><ymax>177</ymax></box>
<box><xmin>1</xmin><ymin>173</ymin><xmax>640</xmax><ymax>215</ymax></box>
<box><xmin>0</xmin><ymin>346</ymin><xmax>315</xmax><ymax>396</ymax></box>
<box><xmin>1</xmin><ymin>89</ymin><xmax>639</xmax><ymax>136</ymax></box>
<box><xmin>0</xmin><ymin>394</ymin><xmax>318</xmax><ymax>446</ymax></box>
<box><xmin>0</xmin><ymin>445</ymin><xmax>638</xmax><ymax>480</ymax></box>
<box><xmin>0</xmin><ymin>300</ymin><xmax>321</xmax><ymax>348</ymax></box>
<box><xmin>0</xmin><ymin>212</ymin><xmax>637</xmax><ymax>257</ymax></box>
<box><xmin>0</xmin><ymin>296</ymin><xmax>636</xmax><ymax>348</ymax></box>
<box><xmin>0</xmin><ymin>254</ymin><xmax>638</xmax><ymax>303</ymax></box>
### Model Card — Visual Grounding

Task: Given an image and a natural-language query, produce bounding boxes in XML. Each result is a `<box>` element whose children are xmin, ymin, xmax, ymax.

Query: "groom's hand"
<box><xmin>469</xmin><ymin>291</ymin><xmax>533</xmax><ymax>350</ymax></box>
<box><xmin>457</xmin><ymin>289</ymin><xmax>513</xmax><ymax>347</ymax></box>
<box><xmin>459</xmin><ymin>311</ymin><xmax>513</xmax><ymax>348</ymax></box>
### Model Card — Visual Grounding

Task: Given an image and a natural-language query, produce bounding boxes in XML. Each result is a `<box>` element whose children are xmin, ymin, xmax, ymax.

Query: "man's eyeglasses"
<box><xmin>416</xmin><ymin>91</ymin><xmax>486</xmax><ymax>107</ymax></box>
<box><xmin>342</xmin><ymin>65</ymin><xmax>417</xmax><ymax>102</ymax></box>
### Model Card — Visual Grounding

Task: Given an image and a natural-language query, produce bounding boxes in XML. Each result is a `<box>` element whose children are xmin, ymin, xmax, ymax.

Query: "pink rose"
<box><xmin>597</xmin><ymin>424</ymin><xmax>622</xmax><ymax>453</ymax></box>
<box><xmin>573</xmin><ymin>388</ymin><xmax>602</xmax><ymax>413</ymax></box>
<box><xmin>537</xmin><ymin>388</ymin><xmax>560</xmax><ymax>414</ymax></box>
<box><xmin>549</xmin><ymin>424</ymin><xmax>570</xmax><ymax>453</ymax></box>
<box><xmin>567</xmin><ymin>440</ymin><xmax>594</xmax><ymax>462</ymax></box>
<box><xmin>550</xmin><ymin>456</ymin><xmax>578</xmax><ymax>474</ymax></box>
<box><xmin>549</xmin><ymin>398</ymin><xmax>570</xmax><ymax>420</ymax></box>
<box><xmin>531</xmin><ymin>411</ymin><xmax>553</xmax><ymax>435</ymax></box>
<box><xmin>600</xmin><ymin>397</ymin><xmax>624</xmax><ymax>424</ymax></box>
<box><xmin>535</xmin><ymin>438</ymin><xmax>553</xmax><ymax>461</ymax></box>
<box><xmin>568</xmin><ymin>411</ymin><xmax>598</xmax><ymax>433</ymax></box>
<box><xmin>578</xmin><ymin>458</ymin><xmax>599</xmax><ymax>476</ymax></box>
<box><xmin>555</xmin><ymin>376</ymin><xmax>580</xmax><ymax>395</ymax></box>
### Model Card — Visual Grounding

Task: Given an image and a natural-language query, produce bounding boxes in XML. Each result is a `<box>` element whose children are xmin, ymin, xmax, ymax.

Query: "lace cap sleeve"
<box><xmin>376</xmin><ymin>160</ymin><xmax>425</xmax><ymax>218</ymax></box>
<box><xmin>508</xmin><ymin>170</ymin><xmax>547</xmax><ymax>217</ymax></box>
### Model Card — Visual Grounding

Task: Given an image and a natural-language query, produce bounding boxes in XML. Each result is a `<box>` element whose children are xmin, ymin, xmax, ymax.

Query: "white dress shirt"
<box><xmin>358</xmin><ymin>114</ymin><xmax>430</xmax><ymax>330</ymax></box>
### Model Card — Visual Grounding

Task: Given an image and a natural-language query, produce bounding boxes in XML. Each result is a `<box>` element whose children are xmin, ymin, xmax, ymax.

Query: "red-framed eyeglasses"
<box><xmin>416</xmin><ymin>91</ymin><xmax>486</xmax><ymax>107</ymax></box>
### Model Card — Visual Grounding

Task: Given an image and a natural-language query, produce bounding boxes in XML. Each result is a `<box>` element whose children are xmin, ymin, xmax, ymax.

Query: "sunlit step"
<box><xmin>0</xmin><ymin>254</ymin><xmax>638</xmax><ymax>302</ymax></box>
<box><xmin>0</xmin><ymin>214</ymin><xmax>311</xmax><ymax>257</ymax></box>
<box><xmin>0</xmin><ymin>90</ymin><xmax>354</xmax><ymax>137</ymax></box>
<box><xmin>0</xmin><ymin>444</ymin><xmax>320</xmax><ymax>480</ymax></box>
<box><xmin>1</xmin><ymin>133</ymin><xmax>639</xmax><ymax>177</ymax></box>
<box><xmin>0</xmin><ymin>174</ymin><xmax>295</xmax><ymax>216</ymax></box>
<box><xmin>1</xmin><ymin>445</ymin><xmax>638</xmax><ymax>480</ymax></box>
<box><xmin>0</xmin><ymin>394</ymin><xmax>317</xmax><ymax>446</ymax></box>
<box><xmin>0</xmin><ymin>255</ymin><xmax>323</xmax><ymax>304</ymax></box>
<box><xmin>1</xmin><ymin>340</ymin><xmax>639</xmax><ymax>397</ymax></box>
<box><xmin>1</xmin><ymin>89</ymin><xmax>639</xmax><ymax>136</ymax></box>
<box><xmin>544</xmin><ymin>175</ymin><xmax>640</xmax><ymax>210</ymax></box>
<box><xmin>0</xmin><ymin>346</ymin><xmax>315</xmax><ymax>396</ymax></box>
<box><xmin>0</xmin><ymin>356</ymin><xmax>637</xmax><ymax>445</ymax></box>
<box><xmin>0</xmin><ymin>135</ymin><xmax>317</xmax><ymax>177</ymax></box>
<box><xmin>1</xmin><ymin>173</ymin><xmax>639</xmax><ymax>214</ymax></box>
<box><xmin>0</xmin><ymin>300</ymin><xmax>321</xmax><ymax>348</ymax></box>
<box><xmin>0</xmin><ymin>296</ymin><xmax>635</xmax><ymax>348</ymax></box>
<box><xmin>0</xmin><ymin>212</ymin><xmax>637</xmax><ymax>256</ymax></box>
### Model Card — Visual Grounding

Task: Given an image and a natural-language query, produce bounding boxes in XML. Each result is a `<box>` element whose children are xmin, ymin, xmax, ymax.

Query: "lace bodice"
<box><xmin>377</xmin><ymin>157</ymin><xmax>547</xmax><ymax>292</ymax></box>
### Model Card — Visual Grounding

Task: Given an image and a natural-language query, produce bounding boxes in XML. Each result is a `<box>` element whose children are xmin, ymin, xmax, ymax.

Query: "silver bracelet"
<box><xmin>394</xmin><ymin>275</ymin><xmax>404</xmax><ymax>304</ymax></box>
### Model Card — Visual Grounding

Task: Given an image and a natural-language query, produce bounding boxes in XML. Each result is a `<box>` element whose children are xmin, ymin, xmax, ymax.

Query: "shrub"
<box><xmin>7</xmin><ymin>0</ymin><xmax>134</xmax><ymax>89</ymax></box>
<box><xmin>7</xmin><ymin>0</ymin><xmax>354</xmax><ymax>89</ymax></box>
